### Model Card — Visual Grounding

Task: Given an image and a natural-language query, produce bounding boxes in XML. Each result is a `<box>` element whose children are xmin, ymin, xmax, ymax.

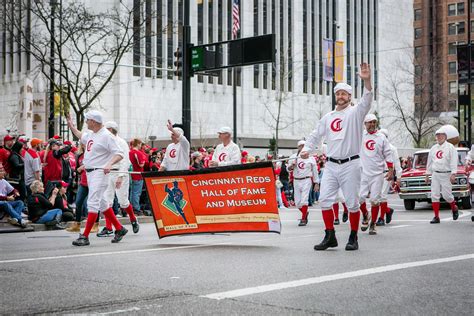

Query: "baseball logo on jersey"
<box><xmin>297</xmin><ymin>162</ymin><xmax>305</xmax><ymax>170</ymax></box>
<box><xmin>86</xmin><ymin>140</ymin><xmax>94</xmax><ymax>152</ymax></box>
<box><xmin>365</xmin><ymin>140</ymin><xmax>376</xmax><ymax>151</ymax></box>
<box><xmin>169</xmin><ymin>149</ymin><xmax>177</xmax><ymax>158</ymax></box>
<box><xmin>436</xmin><ymin>150</ymin><xmax>443</xmax><ymax>159</ymax></box>
<box><xmin>218</xmin><ymin>153</ymin><xmax>227</xmax><ymax>162</ymax></box>
<box><xmin>330</xmin><ymin>118</ymin><xmax>343</xmax><ymax>132</ymax></box>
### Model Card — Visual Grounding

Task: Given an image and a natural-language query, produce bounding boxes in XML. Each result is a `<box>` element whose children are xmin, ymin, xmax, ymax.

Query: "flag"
<box><xmin>322</xmin><ymin>38</ymin><xmax>334</xmax><ymax>82</ymax></box>
<box><xmin>334</xmin><ymin>41</ymin><xmax>344</xmax><ymax>83</ymax></box>
<box><xmin>232</xmin><ymin>0</ymin><xmax>240</xmax><ymax>39</ymax></box>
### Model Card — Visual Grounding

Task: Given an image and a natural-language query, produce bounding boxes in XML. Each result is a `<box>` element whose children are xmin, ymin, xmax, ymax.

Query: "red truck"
<box><xmin>399</xmin><ymin>147</ymin><xmax>472</xmax><ymax>210</ymax></box>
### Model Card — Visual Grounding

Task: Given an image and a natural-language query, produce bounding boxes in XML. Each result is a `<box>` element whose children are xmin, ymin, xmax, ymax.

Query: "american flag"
<box><xmin>232</xmin><ymin>0</ymin><xmax>240</xmax><ymax>39</ymax></box>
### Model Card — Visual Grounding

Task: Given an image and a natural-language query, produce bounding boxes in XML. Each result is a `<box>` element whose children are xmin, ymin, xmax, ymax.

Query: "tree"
<box><xmin>8</xmin><ymin>0</ymin><xmax>159</xmax><ymax>131</ymax></box>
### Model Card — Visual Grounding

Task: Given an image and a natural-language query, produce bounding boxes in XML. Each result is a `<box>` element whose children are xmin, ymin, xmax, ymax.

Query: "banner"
<box><xmin>323</xmin><ymin>38</ymin><xmax>333</xmax><ymax>82</ymax></box>
<box><xmin>143</xmin><ymin>162</ymin><xmax>281</xmax><ymax>238</ymax></box>
<box><xmin>334</xmin><ymin>41</ymin><xmax>344</xmax><ymax>83</ymax></box>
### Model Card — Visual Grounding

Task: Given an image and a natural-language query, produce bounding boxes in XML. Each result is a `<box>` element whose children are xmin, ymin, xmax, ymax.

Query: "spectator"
<box><xmin>247</xmin><ymin>155</ymin><xmax>256</xmax><ymax>163</ymax></box>
<box><xmin>191</xmin><ymin>152</ymin><xmax>203</xmax><ymax>170</ymax></box>
<box><xmin>8</xmin><ymin>141</ymin><xmax>26</xmax><ymax>201</ymax></box>
<box><xmin>203</xmin><ymin>147</ymin><xmax>214</xmax><ymax>168</ymax></box>
<box><xmin>50</xmin><ymin>181</ymin><xmax>75</xmax><ymax>222</ymax></box>
<box><xmin>42</xmin><ymin>140</ymin><xmax>72</xmax><ymax>186</ymax></box>
<box><xmin>148</xmin><ymin>149</ymin><xmax>161</xmax><ymax>171</ymax></box>
<box><xmin>0</xmin><ymin>165</ymin><xmax>27</xmax><ymax>228</ymax></box>
<box><xmin>27</xmin><ymin>180</ymin><xmax>64</xmax><ymax>229</ymax></box>
<box><xmin>241</xmin><ymin>151</ymin><xmax>248</xmax><ymax>164</ymax></box>
<box><xmin>24</xmin><ymin>138</ymin><xmax>42</xmax><ymax>196</ymax></box>
<box><xmin>129</xmin><ymin>138</ymin><xmax>146</xmax><ymax>214</ymax></box>
<box><xmin>0</xmin><ymin>135</ymin><xmax>15</xmax><ymax>176</ymax></box>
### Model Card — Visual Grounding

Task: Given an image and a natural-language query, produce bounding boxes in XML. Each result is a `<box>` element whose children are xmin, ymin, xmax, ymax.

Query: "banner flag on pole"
<box><xmin>334</xmin><ymin>41</ymin><xmax>344</xmax><ymax>83</ymax></box>
<box><xmin>143</xmin><ymin>162</ymin><xmax>281</xmax><ymax>239</ymax></box>
<box><xmin>323</xmin><ymin>38</ymin><xmax>334</xmax><ymax>82</ymax></box>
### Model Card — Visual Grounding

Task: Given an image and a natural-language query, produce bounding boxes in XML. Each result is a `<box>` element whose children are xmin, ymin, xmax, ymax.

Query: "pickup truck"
<box><xmin>399</xmin><ymin>147</ymin><xmax>472</xmax><ymax>210</ymax></box>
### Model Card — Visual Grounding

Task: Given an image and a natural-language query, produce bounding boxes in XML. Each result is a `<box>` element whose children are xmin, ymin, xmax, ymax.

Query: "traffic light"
<box><xmin>174</xmin><ymin>48</ymin><xmax>183</xmax><ymax>77</ymax></box>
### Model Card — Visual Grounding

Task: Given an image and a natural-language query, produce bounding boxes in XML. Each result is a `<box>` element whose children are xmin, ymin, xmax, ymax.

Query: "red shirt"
<box><xmin>0</xmin><ymin>148</ymin><xmax>11</xmax><ymax>174</ymax></box>
<box><xmin>78</xmin><ymin>154</ymin><xmax>87</xmax><ymax>187</ymax></box>
<box><xmin>43</xmin><ymin>151</ymin><xmax>63</xmax><ymax>185</ymax></box>
<box><xmin>129</xmin><ymin>149</ymin><xmax>146</xmax><ymax>180</ymax></box>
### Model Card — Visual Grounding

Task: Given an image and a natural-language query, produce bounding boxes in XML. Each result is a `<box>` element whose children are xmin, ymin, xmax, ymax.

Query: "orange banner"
<box><xmin>143</xmin><ymin>162</ymin><xmax>281</xmax><ymax>238</ymax></box>
<box><xmin>335</xmin><ymin>41</ymin><xmax>344</xmax><ymax>83</ymax></box>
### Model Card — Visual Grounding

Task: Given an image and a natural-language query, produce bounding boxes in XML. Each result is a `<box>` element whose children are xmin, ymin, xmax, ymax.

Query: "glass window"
<box><xmin>415</xmin><ymin>46</ymin><xmax>422</xmax><ymax>58</ymax></box>
<box><xmin>448</xmin><ymin>42</ymin><xmax>457</xmax><ymax>55</ymax></box>
<box><xmin>472</xmin><ymin>0</ymin><xmax>474</xmax><ymax>13</ymax></box>
<box><xmin>414</xmin><ymin>9</ymin><xmax>422</xmax><ymax>21</ymax></box>
<box><xmin>458</xmin><ymin>22</ymin><xmax>466</xmax><ymax>34</ymax></box>
<box><xmin>448</xmin><ymin>61</ymin><xmax>457</xmax><ymax>74</ymax></box>
<box><xmin>415</xmin><ymin>65</ymin><xmax>422</xmax><ymax>76</ymax></box>
<box><xmin>448</xmin><ymin>4</ymin><xmax>456</xmax><ymax>16</ymax></box>
<box><xmin>449</xmin><ymin>81</ymin><xmax>457</xmax><ymax>94</ymax></box>
<box><xmin>458</xmin><ymin>2</ymin><xmax>465</xmax><ymax>15</ymax></box>
<box><xmin>415</xmin><ymin>84</ymin><xmax>422</xmax><ymax>96</ymax></box>
<box><xmin>415</xmin><ymin>28</ymin><xmax>422</xmax><ymax>39</ymax></box>
<box><xmin>448</xmin><ymin>23</ymin><xmax>457</xmax><ymax>35</ymax></box>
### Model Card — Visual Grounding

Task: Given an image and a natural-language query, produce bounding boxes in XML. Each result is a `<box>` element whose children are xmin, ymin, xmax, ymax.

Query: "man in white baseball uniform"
<box><xmin>425</xmin><ymin>126</ymin><xmax>459</xmax><ymax>224</ymax></box>
<box><xmin>466</xmin><ymin>145</ymin><xmax>474</xmax><ymax>166</ymax></box>
<box><xmin>377</xmin><ymin>128</ymin><xmax>402</xmax><ymax>226</ymax></box>
<box><xmin>159</xmin><ymin>120</ymin><xmax>190</xmax><ymax>172</ymax></box>
<box><xmin>210</xmin><ymin>127</ymin><xmax>241</xmax><ymax>167</ymax></box>
<box><xmin>96</xmin><ymin>121</ymin><xmax>140</xmax><ymax>237</ymax></box>
<box><xmin>358</xmin><ymin>114</ymin><xmax>394</xmax><ymax>235</ymax></box>
<box><xmin>287</xmin><ymin>140</ymin><xmax>318</xmax><ymax>226</ymax></box>
<box><xmin>301</xmin><ymin>63</ymin><xmax>373</xmax><ymax>251</ymax></box>
<box><xmin>67</xmin><ymin>111</ymin><xmax>128</xmax><ymax>246</ymax></box>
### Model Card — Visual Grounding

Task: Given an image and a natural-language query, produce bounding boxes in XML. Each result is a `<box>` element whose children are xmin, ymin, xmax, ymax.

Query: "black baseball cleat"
<box><xmin>298</xmin><ymin>219</ymin><xmax>308</xmax><ymax>226</ymax></box>
<box><xmin>430</xmin><ymin>217</ymin><xmax>440</xmax><ymax>224</ymax></box>
<box><xmin>131</xmin><ymin>221</ymin><xmax>140</xmax><ymax>233</ymax></box>
<box><xmin>72</xmin><ymin>234</ymin><xmax>90</xmax><ymax>246</ymax></box>
<box><xmin>97</xmin><ymin>227</ymin><xmax>114</xmax><ymax>237</ymax></box>
<box><xmin>361</xmin><ymin>214</ymin><xmax>370</xmax><ymax>232</ymax></box>
<box><xmin>342</xmin><ymin>212</ymin><xmax>348</xmax><ymax>223</ymax></box>
<box><xmin>334</xmin><ymin>218</ymin><xmax>340</xmax><ymax>225</ymax></box>
<box><xmin>386</xmin><ymin>208</ymin><xmax>394</xmax><ymax>224</ymax></box>
<box><xmin>376</xmin><ymin>218</ymin><xmax>385</xmax><ymax>226</ymax></box>
<box><xmin>314</xmin><ymin>229</ymin><xmax>338</xmax><ymax>250</ymax></box>
<box><xmin>111</xmin><ymin>227</ymin><xmax>128</xmax><ymax>243</ymax></box>
<box><xmin>345</xmin><ymin>230</ymin><xmax>359</xmax><ymax>251</ymax></box>
<box><xmin>452</xmin><ymin>206</ymin><xmax>459</xmax><ymax>220</ymax></box>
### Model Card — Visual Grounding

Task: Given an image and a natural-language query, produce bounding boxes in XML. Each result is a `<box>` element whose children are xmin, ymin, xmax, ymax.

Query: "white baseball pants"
<box><xmin>294</xmin><ymin>178</ymin><xmax>312</xmax><ymax>208</ymax></box>
<box><xmin>104</xmin><ymin>173</ymin><xmax>131</xmax><ymax>209</ymax></box>
<box><xmin>319</xmin><ymin>159</ymin><xmax>361</xmax><ymax>212</ymax></box>
<box><xmin>431</xmin><ymin>172</ymin><xmax>454</xmax><ymax>203</ymax></box>
<box><xmin>86</xmin><ymin>169</ymin><xmax>110</xmax><ymax>214</ymax></box>
<box><xmin>380</xmin><ymin>177</ymin><xmax>390</xmax><ymax>202</ymax></box>
<box><xmin>359</xmin><ymin>173</ymin><xmax>384</xmax><ymax>205</ymax></box>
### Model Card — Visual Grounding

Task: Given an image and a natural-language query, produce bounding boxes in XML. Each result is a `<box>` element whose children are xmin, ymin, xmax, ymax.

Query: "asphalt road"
<box><xmin>1</xmin><ymin>194</ymin><xmax>473</xmax><ymax>315</ymax></box>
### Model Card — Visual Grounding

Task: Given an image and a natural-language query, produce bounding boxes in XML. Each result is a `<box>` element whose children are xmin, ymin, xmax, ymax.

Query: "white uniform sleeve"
<box><xmin>302</xmin><ymin>117</ymin><xmax>327</xmax><ymax>153</ymax></box>
<box><xmin>179</xmin><ymin>135</ymin><xmax>190</xmax><ymax>167</ymax></box>
<box><xmin>392</xmin><ymin>146</ymin><xmax>402</xmax><ymax>176</ymax></box>
<box><xmin>161</xmin><ymin>145</ymin><xmax>170</xmax><ymax>170</ymax></box>
<box><xmin>80</xmin><ymin>132</ymin><xmax>89</xmax><ymax>145</ymax></box>
<box><xmin>426</xmin><ymin>147</ymin><xmax>434</xmax><ymax>174</ymax></box>
<box><xmin>118</xmin><ymin>139</ymin><xmax>130</xmax><ymax>173</ymax></box>
<box><xmin>311</xmin><ymin>158</ymin><xmax>318</xmax><ymax>181</ymax></box>
<box><xmin>466</xmin><ymin>145</ymin><xmax>474</xmax><ymax>164</ymax></box>
<box><xmin>381</xmin><ymin>137</ymin><xmax>393</xmax><ymax>164</ymax></box>
<box><xmin>218</xmin><ymin>144</ymin><xmax>241</xmax><ymax>166</ymax></box>
<box><xmin>450</xmin><ymin>145</ymin><xmax>458</xmax><ymax>175</ymax></box>
<box><xmin>107</xmin><ymin>135</ymin><xmax>124</xmax><ymax>159</ymax></box>
<box><xmin>286</xmin><ymin>154</ymin><xmax>297</xmax><ymax>172</ymax></box>
<box><xmin>355</xmin><ymin>88</ymin><xmax>374</xmax><ymax>121</ymax></box>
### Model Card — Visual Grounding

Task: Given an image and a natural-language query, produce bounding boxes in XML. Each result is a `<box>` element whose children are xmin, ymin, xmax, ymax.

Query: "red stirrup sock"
<box><xmin>83</xmin><ymin>213</ymin><xmax>99</xmax><ymax>238</ymax></box>
<box><xmin>123</xmin><ymin>204</ymin><xmax>137</xmax><ymax>222</ymax></box>
<box><xmin>103</xmin><ymin>208</ymin><xmax>123</xmax><ymax>231</ymax></box>
<box><xmin>105</xmin><ymin>217</ymin><xmax>113</xmax><ymax>231</ymax></box>
<box><xmin>371</xmin><ymin>205</ymin><xmax>380</xmax><ymax>224</ymax></box>
<box><xmin>360</xmin><ymin>202</ymin><xmax>368</xmax><ymax>216</ymax></box>
<box><xmin>449</xmin><ymin>201</ymin><xmax>457</xmax><ymax>212</ymax></box>
<box><xmin>349</xmin><ymin>211</ymin><xmax>360</xmax><ymax>232</ymax></box>
<box><xmin>380</xmin><ymin>202</ymin><xmax>388</xmax><ymax>219</ymax></box>
<box><xmin>432</xmin><ymin>202</ymin><xmax>440</xmax><ymax>218</ymax></box>
<box><xmin>322</xmin><ymin>209</ymin><xmax>335</xmax><ymax>230</ymax></box>
<box><xmin>301</xmin><ymin>205</ymin><xmax>309</xmax><ymax>220</ymax></box>
<box><xmin>332</xmin><ymin>203</ymin><xmax>339</xmax><ymax>219</ymax></box>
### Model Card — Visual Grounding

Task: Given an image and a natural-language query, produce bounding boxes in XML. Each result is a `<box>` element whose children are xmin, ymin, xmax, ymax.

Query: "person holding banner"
<box><xmin>159</xmin><ymin>120</ymin><xmax>190</xmax><ymax>172</ymax></box>
<box><xmin>210</xmin><ymin>127</ymin><xmax>241</xmax><ymax>167</ymax></box>
<box><xmin>67</xmin><ymin>111</ymin><xmax>128</xmax><ymax>246</ymax></box>
<box><xmin>287</xmin><ymin>140</ymin><xmax>318</xmax><ymax>226</ymax></box>
<box><xmin>301</xmin><ymin>63</ymin><xmax>373</xmax><ymax>251</ymax></box>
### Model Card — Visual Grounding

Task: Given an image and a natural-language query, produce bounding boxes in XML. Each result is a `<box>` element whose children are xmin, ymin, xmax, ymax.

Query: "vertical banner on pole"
<box><xmin>323</xmin><ymin>39</ymin><xmax>334</xmax><ymax>82</ymax></box>
<box><xmin>334</xmin><ymin>41</ymin><xmax>344</xmax><ymax>83</ymax></box>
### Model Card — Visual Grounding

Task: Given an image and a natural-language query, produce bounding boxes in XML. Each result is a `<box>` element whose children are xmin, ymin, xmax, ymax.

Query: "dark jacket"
<box><xmin>27</xmin><ymin>193</ymin><xmax>54</xmax><ymax>222</ymax></box>
<box><xmin>8</xmin><ymin>142</ymin><xmax>24</xmax><ymax>180</ymax></box>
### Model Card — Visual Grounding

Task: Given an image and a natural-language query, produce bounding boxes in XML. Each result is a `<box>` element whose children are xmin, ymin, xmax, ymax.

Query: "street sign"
<box><xmin>191</xmin><ymin>46</ymin><xmax>204</xmax><ymax>72</ymax></box>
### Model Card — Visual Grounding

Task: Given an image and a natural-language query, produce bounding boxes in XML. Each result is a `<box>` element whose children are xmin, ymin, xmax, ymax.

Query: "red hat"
<box><xmin>18</xmin><ymin>136</ymin><xmax>28</xmax><ymax>144</ymax></box>
<box><xmin>151</xmin><ymin>147</ymin><xmax>158</xmax><ymax>152</ymax></box>
<box><xmin>71</xmin><ymin>147</ymin><xmax>78</xmax><ymax>153</ymax></box>
<box><xmin>53</xmin><ymin>135</ymin><xmax>60</xmax><ymax>139</ymax></box>
<box><xmin>59</xmin><ymin>181</ymin><xmax>69</xmax><ymax>187</ymax></box>
<box><xmin>3</xmin><ymin>135</ymin><xmax>15</xmax><ymax>142</ymax></box>
<box><xmin>241</xmin><ymin>151</ymin><xmax>248</xmax><ymax>156</ymax></box>
<box><xmin>64</xmin><ymin>140</ymin><xmax>72</xmax><ymax>146</ymax></box>
<box><xmin>198</xmin><ymin>147</ymin><xmax>206</xmax><ymax>153</ymax></box>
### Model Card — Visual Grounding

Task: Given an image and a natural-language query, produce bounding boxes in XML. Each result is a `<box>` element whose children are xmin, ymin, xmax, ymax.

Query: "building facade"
<box><xmin>0</xmin><ymin>0</ymin><xmax>414</xmax><ymax>154</ymax></box>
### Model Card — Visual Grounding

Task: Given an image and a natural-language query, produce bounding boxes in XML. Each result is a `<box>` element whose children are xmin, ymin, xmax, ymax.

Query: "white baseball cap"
<box><xmin>364</xmin><ymin>113</ymin><xmax>378</xmax><ymax>123</ymax></box>
<box><xmin>334</xmin><ymin>83</ymin><xmax>353</xmax><ymax>95</ymax></box>
<box><xmin>379</xmin><ymin>128</ymin><xmax>389</xmax><ymax>138</ymax></box>
<box><xmin>85</xmin><ymin>110</ymin><xmax>104</xmax><ymax>124</ymax></box>
<box><xmin>218</xmin><ymin>126</ymin><xmax>233</xmax><ymax>135</ymax></box>
<box><xmin>172</xmin><ymin>127</ymin><xmax>184</xmax><ymax>136</ymax></box>
<box><xmin>435</xmin><ymin>126</ymin><xmax>447</xmax><ymax>135</ymax></box>
<box><xmin>297</xmin><ymin>140</ymin><xmax>306</xmax><ymax>147</ymax></box>
<box><xmin>104</xmin><ymin>121</ymin><xmax>119</xmax><ymax>131</ymax></box>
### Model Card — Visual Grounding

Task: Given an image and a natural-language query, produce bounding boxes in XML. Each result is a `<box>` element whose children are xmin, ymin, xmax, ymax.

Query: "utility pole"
<box><xmin>467</xmin><ymin>0</ymin><xmax>472</xmax><ymax>145</ymax></box>
<box><xmin>48</xmin><ymin>0</ymin><xmax>56</xmax><ymax>138</ymax></box>
<box><xmin>182</xmin><ymin>0</ymin><xmax>192</xmax><ymax>143</ymax></box>
<box><xmin>331</xmin><ymin>0</ymin><xmax>336</xmax><ymax>110</ymax></box>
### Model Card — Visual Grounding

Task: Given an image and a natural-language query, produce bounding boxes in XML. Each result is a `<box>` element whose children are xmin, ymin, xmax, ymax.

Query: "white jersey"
<box><xmin>466</xmin><ymin>145</ymin><xmax>474</xmax><ymax>164</ymax></box>
<box><xmin>81</xmin><ymin>127</ymin><xmax>124</xmax><ymax>169</ymax></box>
<box><xmin>302</xmin><ymin>89</ymin><xmax>373</xmax><ymax>159</ymax></box>
<box><xmin>360</xmin><ymin>130</ymin><xmax>392</xmax><ymax>177</ymax></box>
<box><xmin>113</xmin><ymin>136</ymin><xmax>131</xmax><ymax>173</ymax></box>
<box><xmin>290</xmin><ymin>155</ymin><xmax>318</xmax><ymax>180</ymax></box>
<box><xmin>427</xmin><ymin>141</ymin><xmax>458</xmax><ymax>174</ymax></box>
<box><xmin>389</xmin><ymin>144</ymin><xmax>402</xmax><ymax>177</ymax></box>
<box><xmin>212</xmin><ymin>141</ymin><xmax>241</xmax><ymax>166</ymax></box>
<box><xmin>161</xmin><ymin>134</ymin><xmax>190</xmax><ymax>171</ymax></box>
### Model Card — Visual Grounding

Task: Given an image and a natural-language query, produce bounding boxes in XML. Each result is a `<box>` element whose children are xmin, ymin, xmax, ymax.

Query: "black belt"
<box><xmin>328</xmin><ymin>155</ymin><xmax>360</xmax><ymax>165</ymax></box>
<box><xmin>294</xmin><ymin>176</ymin><xmax>312</xmax><ymax>180</ymax></box>
<box><xmin>434</xmin><ymin>171</ymin><xmax>451</xmax><ymax>173</ymax></box>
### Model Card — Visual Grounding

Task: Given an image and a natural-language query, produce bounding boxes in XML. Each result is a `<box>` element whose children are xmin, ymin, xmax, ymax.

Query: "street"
<box><xmin>1</xmin><ymin>194</ymin><xmax>473</xmax><ymax>315</ymax></box>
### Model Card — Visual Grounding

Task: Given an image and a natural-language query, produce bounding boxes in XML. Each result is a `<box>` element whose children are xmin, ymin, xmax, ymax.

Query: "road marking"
<box><xmin>388</xmin><ymin>225</ymin><xmax>412</xmax><ymax>229</ymax></box>
<box><xmin>202</xmin><ymin>253</ymin><xmax>474</xmax><ymax>300</ymax></box>
<box><xmin>442</xmin><ymin>211</ymin><xmax>472</xmax><ymax>221</ymax></box>
<box><xmin>98</xmin><ymin>307</ymin><xmax>141</xmax><ymax>315</ymax></box>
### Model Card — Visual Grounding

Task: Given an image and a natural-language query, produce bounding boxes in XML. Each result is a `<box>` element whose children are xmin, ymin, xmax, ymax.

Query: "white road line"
<box><xmin>388</xmin><ymin>225</ymin><xmax>412</xmax><ymax>229</ymax></box>
<box><xmin>442</xmin><ymin>210</ymin><xmax>472</xmax><ymax>221</ymax></box>
<box><xmin>202</xmin><ymin>253</ymin><xmax>474</xmax><ymax>300</ymax></box>
<box><xmin>98</xmin><ymin>307</ymin><xmax>141</xmax><ymax>315</ymax></box>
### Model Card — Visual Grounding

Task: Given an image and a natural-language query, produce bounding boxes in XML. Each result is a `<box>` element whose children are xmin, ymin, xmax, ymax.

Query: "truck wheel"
<box><xmin>461</xmin><ymin>196</ymin><xmax>472</xmax><ymax>209</ymax></box>
<box><xmin>403</xmin><ymin>200</ymin><xmax>415</xmax><ymax>210</ymax></box>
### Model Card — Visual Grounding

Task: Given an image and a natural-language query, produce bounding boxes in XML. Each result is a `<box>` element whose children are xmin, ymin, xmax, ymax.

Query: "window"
<box><xmin>415</xmin><ymin>65</ymin><xmax>422</xmax><ymax>76</ymax></box>
<box><xmin>448</xmin><ymin>4</ymin><xmax>456</xmax><ymax>16</ymax></box>
<box><xmin>448</xmin><ymin>61</ymin><xmax>457</xmax><ymax>74</ymax></box>
<box><xmin>458</xmin><ymin>22</ymin><xmax>466</xmax><ymax>34</ymax></box>
<box><xmin>414</xmin><ymin>9</ymin><xmax>422</xmax><ymax>21</ymax></box>
<box><xmin>415</xmin><ymin>46</ymin><xmax>422</xmax><ymax>58</ymax></box>
<box><xmin>448</xmin><ymin>23</ymin><xmax>457</xmax><ymax>35</ymax></box>
<box><xmin>449</xmin><ymin>81</ymin><xmax>457</xmax><ymax>94</ymax></box>
<box><xmin>472</xmin><ymin>0</ymin><xmax>474</xmax><ymax>13</ymax></box>
<box><xmin>458</xmin><ymin>2</ymin><xmax>465</xmax><ymax>15</ymax></box>
<box><xmin>471</xmin><ymin>20</ymin><xmax>474</xmax><ymax>34</ymax></box>
<box><xmin>415</xmin><ymin>84</ymin><xmax>422</xmax><ymax>96</ymax></box>
<box><xmin>415</xmin><ymin>28</ymin><xmax>422</xmax><ymax>39</ymax></box>
<box><xmin>448</xmin><ymin>42</ymin><xmax>457</xmax><ymax>55</ymax></box>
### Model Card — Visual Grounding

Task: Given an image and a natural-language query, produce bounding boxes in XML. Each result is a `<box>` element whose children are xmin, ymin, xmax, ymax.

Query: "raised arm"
<box><xmin>66</xmin><ymin>114</ymin><xmax>82</xmax><ymax>140</ymax></box>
